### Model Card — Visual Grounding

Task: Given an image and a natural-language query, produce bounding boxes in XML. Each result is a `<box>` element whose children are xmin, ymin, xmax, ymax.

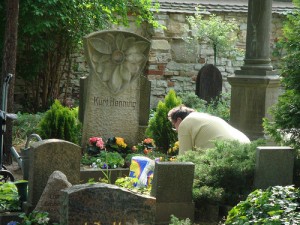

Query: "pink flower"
<box><xmin>96</xmin><ymin>138</ymin><xmax>105</xmax><ymax>149</ymax></box>
<box><xmin>89</xmin><ymin>137</ymin><xmax>99</xmax><ymax>145</ymax></box>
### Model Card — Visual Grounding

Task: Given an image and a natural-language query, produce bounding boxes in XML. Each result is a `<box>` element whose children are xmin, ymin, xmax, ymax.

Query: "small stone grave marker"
<box><xmin>34</xmin><ymin>170</ymin><xmax>72</xmax><ymax>223</ymax></box>
<box><xmin>151</xmin><ymin>161</ymin><xmax>195</xmax><ymax>224</ymax></box>
<box><xmin>254</xmin><ymin>146</ymin><xmax>294</xmax><ymax>189</ymax></box>
<box><xmin>60</xmin><ymin>183</ymin><xmax>156</xmax><ymax>225</ymax></box>
<box><xmin>25</xmin><ymin>139</ymin><xmax>81</xmax><ymax>212</ymax></box>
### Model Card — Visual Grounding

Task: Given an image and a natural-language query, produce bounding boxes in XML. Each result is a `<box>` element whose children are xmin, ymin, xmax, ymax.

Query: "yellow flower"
<box><xmin>115</xmin><ymin>137</ymin><xmax>127</xmax><ymax>148</ymax></box>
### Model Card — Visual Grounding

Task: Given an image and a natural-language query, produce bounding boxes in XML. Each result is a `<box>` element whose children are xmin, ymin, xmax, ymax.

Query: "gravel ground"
<box><xmin>3</xmin><ymin>160</ymin><xmax>23</xmax><ymax>181</ymax></box>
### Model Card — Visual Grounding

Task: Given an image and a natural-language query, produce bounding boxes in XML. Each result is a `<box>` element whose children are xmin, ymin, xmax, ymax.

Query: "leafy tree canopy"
<box><xmin>0</xmin><ymin>0</ymin><xmax>160</xmax><ymax>111</ymax></box>
<box><xmin>185</xmin><ymin>7</ymin><xmax>241</xmax><ymax>65</ymax></box>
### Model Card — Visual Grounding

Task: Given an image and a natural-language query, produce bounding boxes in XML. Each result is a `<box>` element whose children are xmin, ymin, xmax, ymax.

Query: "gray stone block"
<box><xmin>254</xmin><ymin>146</ymin><xmax>294</xmax><ymax>189</ymax></box>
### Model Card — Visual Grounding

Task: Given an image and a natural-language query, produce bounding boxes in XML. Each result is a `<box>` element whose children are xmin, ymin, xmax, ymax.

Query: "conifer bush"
<box><xmin>177</xmin><ymin>139</ymin><xmax>265</xmax><ymax>206</ymax></box>
<box><xmin>146</xmin><ymin>89</ymin><xmax>181</xmax><ymax>153</ymax></box>
<box><xmin>37</xmin><ymin>100</ymin><xmax>81</xmax><ymax>144</ymax></box>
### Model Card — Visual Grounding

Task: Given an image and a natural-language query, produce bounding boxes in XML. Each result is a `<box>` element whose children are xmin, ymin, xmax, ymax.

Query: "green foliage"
<box><xmin>0</xmin><ymin>0</ymin><xmax>161</xmax><ymax>111</ymax></box>
<box><xmin>179</xmin><ymin>92</ymin><xmax>231</xmax><ymax>121</ymax></box>
<box><xmin>185</xmin><ymin>7</ymin><xmax>241</xmax><ymax>65</ymax></box>
<box><xmin>177</xmin><ymin>92</ymin><xmax>207</xmax><ymax>111</ymax></box>
<box><xmin>146</xmin><ymin>89</ymin><xmax>181</xmax><ymax>153</ymax></box>
<box><xmin>225</xmin><ymin>185</ymin><xmax>300</xmax><ymax>225</ymax></box>
<box><xmin>81</xmin><ymin>151</ymin><xmax>124</xmax><ymax>169</ymax></box>
<box><xmin>177</xmin><ymin>139</ymin><xmax>265</xmax><ymax>206</ymax></box>
<box><xmin>17</xmin><ymin>211</ymin><xmax>52</xmax><ymax>225</ymax></box>
<box><xmin>12</xmin><ymin>112</ymin><xmax>44</xmax><ymax>146</ymax></box>
<box><xmin>263</xmin><ymin>3</ymin><xmax>300</xmax><ymax>150</ymax></box>
<box><xmin>205</xmin><ymin>92</ymin><xmax>231</xmax><ymax>122</ymax></box>
<box><xmin>0</xmin><ymin>182</ymin><xmax>20</xmax><ymax>212</ymax></box>
<box><xmin>169</xmin><ymin>215</ymin><xmax>192</xmax><ymax>225</ymax></box>
<box><xmin>37</xmin><ymin>100</ymin><xmax>82</xmax><ymax>144</ymax></box>
<box><xmin>115</xmin><ymin>176</ymin><xmax>151</xmax><ymax>195</ymax></box>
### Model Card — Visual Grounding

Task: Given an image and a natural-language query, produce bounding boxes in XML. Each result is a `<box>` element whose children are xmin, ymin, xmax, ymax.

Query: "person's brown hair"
<box><xmin>168</xmin><ymin>105</ymin><xmax>195</xmax><ymax>122</ymax></box>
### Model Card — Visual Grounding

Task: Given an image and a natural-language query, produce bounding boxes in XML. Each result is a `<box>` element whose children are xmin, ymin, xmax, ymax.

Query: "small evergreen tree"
<box><xmin>37</xmin><ymin>100</ymin><xmax>81</xmax><ymax>144</ymax></box>
<box><xmin>146</xmin><ymin>89</ymin><xmax>181</xmax><ymax>153</ymax></box>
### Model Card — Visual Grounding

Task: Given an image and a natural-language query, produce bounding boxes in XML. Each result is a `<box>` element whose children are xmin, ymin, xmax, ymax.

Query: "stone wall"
<box><xmin>26</xmin><ymin>10</ymin><xmax>286</xmax><ymax>110</ymax></box>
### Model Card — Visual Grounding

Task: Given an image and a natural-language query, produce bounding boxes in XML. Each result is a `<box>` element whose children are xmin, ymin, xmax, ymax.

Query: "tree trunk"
<box><xmin>1</xmin><ymin>0</ymin><xmax>19</xmax><ymax>163</ymax></box>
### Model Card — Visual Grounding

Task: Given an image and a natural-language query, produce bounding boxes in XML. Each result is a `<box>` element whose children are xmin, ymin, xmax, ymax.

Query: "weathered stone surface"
<box><xmin>81</xmin><ymin>30</ymin><xmax>151</xmax><ymax>146</ymax></box>
<box><xmin>254</xmin><ymin>146</ymin><xmax>294</xmax><ymax>189</ymax></box>
<box><xmin>60</xmin><ymin>183</ymin><xmax>156</xmax><ymax>225</ymax></box>
<box><xmin>35</xmin><ymin>171</ymin><xmax>72</xmax><ymax>223</ymax></box>
<box><xmin>151</xmin><ymin>162</ymin><xmax>195</xmax><ymax>224</ymax></box>
<box><xmin>26</xmin><ymin>139</ymin><xmax>81</xmax><ymax>211</ymax></box>
<box><xmin>151</xmin><ymin>40</ymin><xmax>171</xmax><ymax>50</ymax></box>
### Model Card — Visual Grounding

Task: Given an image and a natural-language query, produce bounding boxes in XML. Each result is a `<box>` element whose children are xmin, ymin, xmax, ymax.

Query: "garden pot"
<box><xmin>14</xmin><ymin>180</ymin><xmax>28</xmax><ymax>203</ymax></box>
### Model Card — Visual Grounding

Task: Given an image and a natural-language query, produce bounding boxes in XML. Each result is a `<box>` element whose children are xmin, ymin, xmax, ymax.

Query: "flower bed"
<box><xmin>81</xmin><ymin>137</ymin><xmax>177</xmax><ymax>170</ymax></box>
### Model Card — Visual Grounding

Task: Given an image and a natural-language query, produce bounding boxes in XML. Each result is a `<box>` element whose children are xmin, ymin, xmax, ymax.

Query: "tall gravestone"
<box><xmin>80</xmin><ymin>30</ymin><xmax>151</xmax><ymax>147</ymax></box>
<box><xmin>24</xmin><ymin>139</ymin><xmax>81</xmax><ymax>212</ymax></box>
<box><xmin>60</xmin><ymin>183</ymin><xmax>156</xmax><ymax>225</ymax></box>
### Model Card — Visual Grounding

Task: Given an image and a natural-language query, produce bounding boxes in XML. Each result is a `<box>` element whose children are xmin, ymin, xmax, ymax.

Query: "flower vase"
<box><xmin>14</xmin><ymin>180</ymin><xmax>28</xmax><ymax>203</ymax></box>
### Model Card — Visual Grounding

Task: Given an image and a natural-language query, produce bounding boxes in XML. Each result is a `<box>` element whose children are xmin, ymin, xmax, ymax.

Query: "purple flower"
<box><xmin>7</xmin><ymin>221</ymin><xmax>18</xmax><ymax>225</ymax></box>
<box><xmin>102</xmin><ymin>163</ymin><xmax>108</xmax><ymax>169</ymax></box>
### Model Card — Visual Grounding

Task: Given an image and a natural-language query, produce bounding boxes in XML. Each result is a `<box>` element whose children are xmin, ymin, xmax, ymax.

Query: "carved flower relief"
<box><xmin>87</xmin><ymin>32</ymin><xmax>150</xmax><ymax>94</ymax></box>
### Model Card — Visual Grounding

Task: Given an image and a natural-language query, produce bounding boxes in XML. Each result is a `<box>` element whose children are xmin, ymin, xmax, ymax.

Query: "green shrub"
<box><xmin>12</xmin><ymin>112</ymin><xmax>44</xmax><ymax>145</ymax></box>
<box><xmin>179</xmin><ymin>92</ymin><xmax>231</xmax><ymax>121</ymax></box>
<box><xmin>263</xmin><ymin>2</ymin><xmax>300</xmax><ymax>150</ymax></box>
<box><xmin>177</xmin><ymin>92</ymin><xmax>207</xmax><ymax>111</ymax></box>
<box><xmin>169</xmin><ymin>215</ymin><xmax>192</xmax><ymax>225</ymax></box>
<box><xmin>146</xmin><ymin>89</ymin><xmax>181</xmax><ymax>153</ymax></box>
<box><xmin>0</xmin><ymin>182</ymin><xmax>20</xmax><ymax>212</ymax></box>
<box><xmin>205</xmin><ymin>92</ymin><xmax>231</xmax><ymax>122</ymax></box>
<box><xmin>37</xmin><ymin>100</ymin><xmax>82</xmax><ymax>144</ymax></box>
<box><xmin>177</xmin><ymin>139</ymin><xmax>265</xmax><ymax>206</ymax></box>
<box><xmin>225</xmin><ymin>185</ymin><xmax>300</xmax><ymax>225</ymax></box>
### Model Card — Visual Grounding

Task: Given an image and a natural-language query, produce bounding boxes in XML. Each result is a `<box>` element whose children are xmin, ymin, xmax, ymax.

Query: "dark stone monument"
<box><xmin>24</xmin><ymin>139</ymin><xmax>81</xmax><ymax>212</ymax></box>
<box><xmin>195</xmin><ymin>64</ymin><xmax>222</xmax><ymax>103</ymax></box>
<box><xmin>150</xmin><ymin>162</ymin><xmax>195</xmax><ymax>225</ymax></box>
<box><xmin>254</xmin><ymin>146</ymin><xmax>294</xmax><ymax>189</ymax></box>
<box><xmin>60</xmin><ymin>183</ymin><xmax>156</xmax><ymax>225</ymax></box>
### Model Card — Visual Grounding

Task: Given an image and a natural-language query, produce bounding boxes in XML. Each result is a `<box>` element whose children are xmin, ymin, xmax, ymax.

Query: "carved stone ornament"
<box><xmin>85</xmin><ymin>31</ymin><xmax>151</xmax><ymax>94</ymax></box>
